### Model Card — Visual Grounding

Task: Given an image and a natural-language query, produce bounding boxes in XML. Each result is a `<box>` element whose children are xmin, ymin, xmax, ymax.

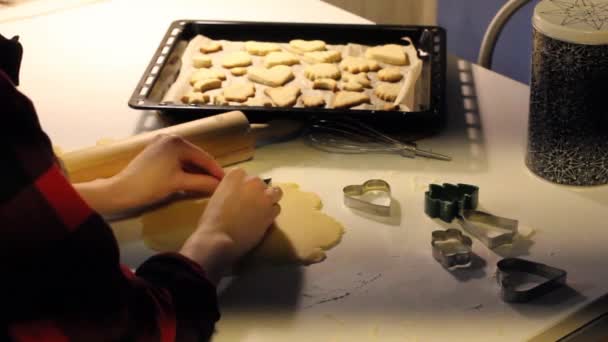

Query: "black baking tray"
<box><xmin>128</xmin><ymin>20</ymin><xmax>447</xmax><ymax>133</ymax></box>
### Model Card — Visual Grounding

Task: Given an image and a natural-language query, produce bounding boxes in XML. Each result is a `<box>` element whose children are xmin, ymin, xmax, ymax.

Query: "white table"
<box><xmin>3</xmin><ymin>1</ymin><xmax>608</xmax><ymax>341</ymax></box>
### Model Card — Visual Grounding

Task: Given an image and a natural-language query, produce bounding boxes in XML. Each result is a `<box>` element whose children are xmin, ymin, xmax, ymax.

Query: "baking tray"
<box><xmin>128</xmin><ymin>20</ymin><xmax>447</xmax><ymax>133</ymax></box>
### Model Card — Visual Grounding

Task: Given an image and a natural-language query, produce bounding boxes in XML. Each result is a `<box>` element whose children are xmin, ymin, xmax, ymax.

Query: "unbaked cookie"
<box><xmin>304</xmin><ymin>50</ymin><xmax>342</xmax><ymax>63</ymax></box>
<box><xmin>199</xmin><ymin>41</ymin><xmax>222</xmax><ymax>54</ymax></box>
<box><xmin>264</xmin><ymin>51</ymin><xmax>300</xmax><ymax>68</ymax></box>
<box><xmin>181</xmin><ymin>91</ymin><xmax>209</xmax><ymax>104</ymax></box>
<box><xmin>367</xmin><ymin>59</ymin><xmax>381</xmax><ymax>72</ymax></box>
<box><xmin>341</xmin><ymin>81</ymin><xmax>364</xmax><ymax>92</ymax></box>
<box><xmin>333</xmin><ymin>91</ymin><xmax>370</xmax><ymax>109</ymax></box>
<box><xmin>221</xmin><ymin>51</ymin><xmax>253</xmax><ymax>68</ymax></box>
<box><xmin>223</xmin><ymin>83</ymin><xmax>255</xmax><ymax>102</ymax></box>
<box><xmin>245</xmin><ymin>41</ymin><xmax>281</xmax><ymax>56</ymax></box>
<box><xmin>289</xmin><ymin>39</ymin><xmax>326</xmax><ymax>53</ymax></box>
<box><xmin>230</xmin><ymin>67</ymin><xmax>248</xmax><ymax>76</ymax></box>
<box><xmin>190</xmin><ymin>68</ymin><xmax>226</xmax><ymax>85</ymax></box>
<box><xmin>304</xmin><ymin>63</ymin><xmax>341</xmax><ymax>81</ymax></box>
<box><xmin>341</xmin><ymin>72</ymin><xmax>371</xmax><ymax>88</ymax></box>
<box><xmin>378</xmin><ymin>67</ymin><xmax>403</xmax><ymax>82</ymax></box>
<box><xmin>247</xmin><ymin>65</ymin><xmax>295</xmax><ymax>87</ymax></box>
<box><xmin>246</xmin><ymin>97</ymin><xmax>273</xmax><ymax>107</ymax></box>
<box><xmin>339</xmin><ymin>56</ymin><xmax>378</xmax><ymax>74</ymax></box>
<box><xmin>301</xmin><ymin>94</ymin><xmax>326</xmax><ymax>108</ymax></box>
<box><xmin>313</xmin><ymin>78</ymin><xmax>338</xmax><ymax>91</ymax></box>
<box><xmin>383</xmin><ymin>103</ymin><xmax>400</xmax><ymax>111</ymax></box>
<box><xmin>365</xmin><ymin>44</ymin><xmax>409</xmax><ymax>66</ymax></box>
<box><xmin>374</xmin><ymin>82</ymin><xmax>402</xmax><ymax>102</ymax></box>
<box><xmin>193</xmin><ymin>55</ymin><xmax>212</xmax><ymax>68</ymax></box>
<box><xmin>265</xmin><ymin>85</ymin><xmax>301</xmax><ymax>107</ymax></box>
<box><xmin>192</xmin><ymin>78</ymin><xmax>222</xmax><ymax>92</ymax></box>
<box><xmin>213</xmin><ymin>95</ymin><xmax>229</xmax><ymax>106</ymax></box>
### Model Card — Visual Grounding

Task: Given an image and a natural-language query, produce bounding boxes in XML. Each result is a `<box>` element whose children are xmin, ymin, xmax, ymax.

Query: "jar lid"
<box><xmin>533</xmin><ymin>0</ymin><xmax>608</xmax><ymax>45</ymax></box>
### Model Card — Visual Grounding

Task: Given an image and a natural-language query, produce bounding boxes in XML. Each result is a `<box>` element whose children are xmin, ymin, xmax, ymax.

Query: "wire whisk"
<box><xmin>306</xmin><ymin>119</ymin><xmax>451</xmax><ymax>161</ymax></box>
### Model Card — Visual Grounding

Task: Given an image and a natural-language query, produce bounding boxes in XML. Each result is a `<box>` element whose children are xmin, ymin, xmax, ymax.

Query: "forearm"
<box><xmin>180</xmin><ymin>233</ymin><xmax>236</xmax><ymax>286</ymax></box>
<box><xmin>73</xmin><ymin>177</ymin><xmax>134</xmax><ymax>215</ymax></box>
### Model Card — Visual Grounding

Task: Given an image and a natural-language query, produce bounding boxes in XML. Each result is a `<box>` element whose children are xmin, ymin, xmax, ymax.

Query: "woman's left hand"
<box><xmin>74</xmin><ymin>135</ymin><xmax>224</xmax><ymax>214</ymax></box>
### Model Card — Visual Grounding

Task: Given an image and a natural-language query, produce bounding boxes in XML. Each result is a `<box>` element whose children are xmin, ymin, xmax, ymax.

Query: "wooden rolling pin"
<box><xmin>60</xmin><ymin>111</ymin><xmax>301</xmax><ymax>183</ymax></box>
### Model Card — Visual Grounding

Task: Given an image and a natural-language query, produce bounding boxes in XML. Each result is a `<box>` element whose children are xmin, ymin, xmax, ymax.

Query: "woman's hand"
<box><xmin>74</xmin><ymin>135</ymin><xmax>224</xmax><ymax>214</ymax></box>
<box><xmin>180</xmin><ymin>168</ymin><xmax>282</xmax><ymax>284</ymax></box>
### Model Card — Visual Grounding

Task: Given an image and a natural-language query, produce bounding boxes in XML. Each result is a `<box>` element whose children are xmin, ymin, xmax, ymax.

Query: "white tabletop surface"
<box><xmin>2</xmin><ymin>1</ymin><xmax>608</xmax><ymax>341</ymax></box>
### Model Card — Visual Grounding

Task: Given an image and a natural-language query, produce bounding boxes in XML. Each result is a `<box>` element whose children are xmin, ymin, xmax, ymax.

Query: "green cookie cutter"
<box><xmin>425</xmin><ymin>183</ymin><xmax>518</xmax><ymax>249</ymax></box>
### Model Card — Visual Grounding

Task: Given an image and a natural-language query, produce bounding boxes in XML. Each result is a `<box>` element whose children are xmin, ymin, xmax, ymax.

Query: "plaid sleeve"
<box><xmin>0</xmin><ymin>71</ymin><xmax>219</xmax><ymax>342</ymax></box>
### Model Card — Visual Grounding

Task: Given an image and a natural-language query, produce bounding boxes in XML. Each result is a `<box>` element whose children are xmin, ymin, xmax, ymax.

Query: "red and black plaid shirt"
<box><xmin>0</xmin><ymin>70</ymin><xmax>219</xmax><ymax>342</ymax></box>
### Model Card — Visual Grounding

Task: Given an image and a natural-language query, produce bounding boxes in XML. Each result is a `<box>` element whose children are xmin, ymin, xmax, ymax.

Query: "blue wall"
<box><xmin>438</xmin><ymin>0</ymin><xmax>535</xmax><ymax>84</ymax></box>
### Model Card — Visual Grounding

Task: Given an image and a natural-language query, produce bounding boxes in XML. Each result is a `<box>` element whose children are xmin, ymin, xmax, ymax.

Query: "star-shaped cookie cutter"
<box><xmin>343</xmin><ymin>179</ymin><xmax>392</xmax><ymax>216</ymax></box>
<box><xmin>424</xmin><ymin>183</ymin><xmax>518</xmax><ymax>249</ymax></box>
<box><xmin>497</xmin><ymin>258</ymin><xmax>567</xmax><ymax>303</ymax></box>
<box><xmin>431</xmin><ymin>228</ymin><xmax>473</xmax><ymax>269</ymax></box>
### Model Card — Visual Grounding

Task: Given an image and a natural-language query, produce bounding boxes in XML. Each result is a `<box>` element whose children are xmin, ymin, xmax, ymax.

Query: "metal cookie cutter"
<box><xmin>343</xmin><ymin>179</ymin><xmax>392</xmax><ymax>216</ymax></box>
<box><xmin>424</xmin><ymin>183</ymin><xmax>518</xmax><ymax>249</ymax></box>
<box><xmin>497</xmin><ymin>258</ymin><xmax>567</xmax><ymax>303</ymax></box>
<box><xmin>431</xmin><ymin>228</ymin><xmax>473</xmax><ymax>269</ymax></box>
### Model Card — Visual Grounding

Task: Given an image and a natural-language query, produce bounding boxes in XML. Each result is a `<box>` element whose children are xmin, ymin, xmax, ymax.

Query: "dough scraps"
<box><xmin>141</xmin><ymin>183</ymin><xmax>344</xmax><ymax>265</ymax></box>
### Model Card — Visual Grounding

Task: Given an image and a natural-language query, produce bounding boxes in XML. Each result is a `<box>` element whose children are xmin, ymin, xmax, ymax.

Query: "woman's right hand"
<box><xmin>180</xmin><ymin>168</ymin><xmax>282</xmax><ymax>284</ymax></box>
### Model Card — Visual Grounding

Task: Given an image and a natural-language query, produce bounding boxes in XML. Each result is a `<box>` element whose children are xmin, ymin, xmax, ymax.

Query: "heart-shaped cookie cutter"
<box><xmin>343</xmin><ymin>179</ymin><xmax>392</xmax><ymax>216</ymax></box>
<box><xmin>425</xmin><ymin>183</ymin><xmax>518</xmax><ymax>249</ymax></box>
<box><xmin>497</xmin><ymin>258</ymin><xmax>567</xmax><ymax>303</ymax></box>
<box><xmin>431</xmin><ymin>228</ymin><xmax>473</xmax><ymax>269</ymax></box>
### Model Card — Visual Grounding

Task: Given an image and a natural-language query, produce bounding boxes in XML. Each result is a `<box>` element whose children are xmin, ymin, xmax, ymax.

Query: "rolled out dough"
<box><xmin>141</xmin><ymin>183</ymin><xmax>344</xmax><ymax>265</ymax></box>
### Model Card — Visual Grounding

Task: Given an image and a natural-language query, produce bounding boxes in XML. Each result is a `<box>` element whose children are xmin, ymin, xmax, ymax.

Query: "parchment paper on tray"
<box><xmin>163</xmin><ymin>35</ymin><xmax>424</xmax><ymax>111</ymax></box>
